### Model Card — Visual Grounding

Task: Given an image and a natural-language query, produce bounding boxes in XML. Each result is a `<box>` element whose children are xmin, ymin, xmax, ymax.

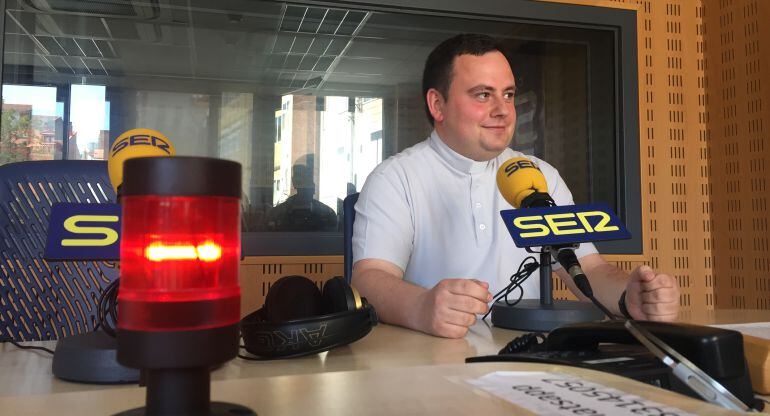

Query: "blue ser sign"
<box><xmin>500</xmin><ymin>203</ymin><xmax>631</xmax><ymax>248</ymax></box>
<box><xmin>44</xmin><ymin>203</ymin><xmax>121</xmax><ymax>260</ymax></box>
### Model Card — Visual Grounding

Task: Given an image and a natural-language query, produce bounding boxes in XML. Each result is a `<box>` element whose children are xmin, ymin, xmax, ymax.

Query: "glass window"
<box><xmin>1</xmin><ymin>84</ymin><xmax>63</xmax><ymax>162</ymax></box>
<box><xmin>0</xmin><ymin>0</ymin><xmax>637</xmax><ymax>254</ymax></box>
<box><xmin>70</xmin><ymin>84</ymin><xmax>108</xmax><ymax>159</ymax></box>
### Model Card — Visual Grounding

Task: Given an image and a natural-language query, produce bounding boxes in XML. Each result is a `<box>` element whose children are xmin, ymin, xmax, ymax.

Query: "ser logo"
<box><xmin>61</xmin><ymin>215</ymin><xmax>119</xmax><ymax>246</ymax></box>
<box><xmin>502</xmin><ymin>159</ymin><xmax>539</xmax><ymax>177</ymax></box>
<box><xmin>499</xmin><ymin>203</ymin><xmax>631</xmax><ymax>248</ymax></box>
<box><xmin>44</xmin><ymin>203</ymin><xmax>122</xmax><ymax>260</ymax></box>
<box><xmin>110</xmin><ymin>134</ymin><xmax>172</xmax><ymax>157</ymax></box>
<box><xmin>514</xmin><ymin>211</ymin><xmax>618</xmax><ymax>238</ymax></box>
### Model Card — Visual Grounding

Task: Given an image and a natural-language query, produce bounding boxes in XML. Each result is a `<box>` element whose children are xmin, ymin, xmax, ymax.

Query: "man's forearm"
<box><xmin>352</xmin><ymin>264</ymin><xmax>427</xmax><ymax>331</ymax></box>
<box><xmin>584</xmin><ymin>262</ymin><xmax>628</xmax><ymax>315</ymax></box>
<box><xmin>558</xmin><ymin>253</ymin><xmax>628</xmax><ymax>315</ymax></box>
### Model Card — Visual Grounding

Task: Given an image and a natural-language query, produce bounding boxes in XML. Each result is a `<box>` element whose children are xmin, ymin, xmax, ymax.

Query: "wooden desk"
<box><xmin>1</xmin><ymin>309</ymin><xmax>768</xmax><ymax>407</ymax></box>
<box><xmin>0</xmin><ymin>321</ymin><xmax>512</xmax><ymax>397</ymax></box>
<box><xmin>0</xmin><ymin>363</ymin><xmax>742</xmax><ymax>415</ymax></box>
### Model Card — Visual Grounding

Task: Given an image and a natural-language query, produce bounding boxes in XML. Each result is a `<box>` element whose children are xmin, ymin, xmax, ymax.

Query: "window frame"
<box><xmin>0</xmin><ymin>0</ymin><xmax>642</xmax><ymax>256</ymax></box>
<box><xmin>243</xmin><ymin>0</ymin><xmax>641</xmax><ymax>256</ymax></box>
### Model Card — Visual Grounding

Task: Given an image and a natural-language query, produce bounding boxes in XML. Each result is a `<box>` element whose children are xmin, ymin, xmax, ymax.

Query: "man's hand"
<box><xmin>415</xmin><ymin>279</ymin><xmax>492</xmax><ymax>338</ymax></box>
<box><xmin>625</xmin><ymin>265</ymin><xmax>679</xmax><ymax>321</ymax></box>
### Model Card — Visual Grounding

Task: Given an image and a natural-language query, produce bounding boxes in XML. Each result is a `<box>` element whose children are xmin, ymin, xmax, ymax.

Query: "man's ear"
<box><xmin>426</xmin><ymin>88</ymin><xmax>445</xmax><ymax>124</ymax></box>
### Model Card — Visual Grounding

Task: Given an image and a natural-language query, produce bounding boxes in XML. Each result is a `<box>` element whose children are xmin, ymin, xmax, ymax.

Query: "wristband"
<box><xmin>618</xmin><ymin>290</ymin><xmax>632</xmax><ymax>319</ymax></box>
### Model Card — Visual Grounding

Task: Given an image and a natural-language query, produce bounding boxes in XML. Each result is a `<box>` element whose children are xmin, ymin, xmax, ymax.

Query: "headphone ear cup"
<box><xmin>264</xmin><ymin>275</ymin><xmax>323</xmax><ymax>322</ymax></box>
<box><xmin>322</xmin><ymin>276</ymin><xmax>359</xmax><ymax>313</ymax></box>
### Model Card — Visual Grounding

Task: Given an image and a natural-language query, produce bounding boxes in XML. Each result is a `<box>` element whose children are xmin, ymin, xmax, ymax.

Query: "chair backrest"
<box><xmin>0</xmin><ymin>160</ymin><xmax>118</xmax><ymax>341</ymax></box>
<box><xmin>343</xmin><ymin>192</ymin><xmax>359</xmax><ymax>284</ymax></box>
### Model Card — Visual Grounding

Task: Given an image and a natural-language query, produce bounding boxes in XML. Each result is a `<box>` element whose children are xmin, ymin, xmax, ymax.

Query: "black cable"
<box><xmin>1</xmin><ymin>337</ymin><xmax>55</xmax><ymax>355</ymax></box>
<box><xmin>0</xmin><ymin>279</ymin><xmax>121</xmax><ymax>356</ymax></box>
<box><xmin>482</xmin><ymin>256</ymin><xmax>540</xmax><ymax>321</ymax></box>
<box><xmin>572</xmin><ymin>286</ymin><xmax>618</xmax><ymax>320</ymax></box>
<box><xmin>97</xmin><ymin>278</ymin><xmax>120</xmax><ymax>337</ymax></box>
<box><xmin>571</xmin><ymin>274</ymin><xmax>620</xmax><ymax>320</ymax></box>
<box><xmin>588</xmin><ymin>295</ymin><xmax>617</xmax><ymax>319</ymax></box>
<box><xmin>498</xmin><ymin>332</ymin><xmax>546</xmax><ymax>355</ymax></box>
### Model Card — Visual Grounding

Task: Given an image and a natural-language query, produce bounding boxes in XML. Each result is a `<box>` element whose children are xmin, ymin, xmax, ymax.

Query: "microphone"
<box><xmin>492</xmin><ymin>160</ymin><xmax>761</xmax><ymax>412</ymax></box>
<box><xmin>45</xmin><ymin>129</ymin><xmax>176</xmax><ymax>261</ymax></box>
<box><xmin>496</xmin><ymin>157</ymin><xmax>616</xmax><ymax>319</ymax></box>
<box><xmin>107</xmin><ymin>128</ymin><xmax>176</xmax><ymax>197</ymax></box>
<box><xmin>45</xmin><ymin>128</ymin><xmax>175</xmax><ymax>385</ymax></box>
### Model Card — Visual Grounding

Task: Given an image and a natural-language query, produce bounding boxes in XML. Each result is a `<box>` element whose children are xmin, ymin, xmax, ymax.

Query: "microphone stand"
<box><xmin>52</xmin><ymin>190</ymin><xmax>139</xmax><ymax>384</ymax></box>
<box><xmin>52</xmin><ymin>266</ymin><xmax>139</xmax><ymax>384</ymax></box>
<box><xmin>539</xmin><ymin>248</ymin><xmax>553</xmax><ymax>307</ymax></box>
<box><xmin>490</xmin><ymin>245</ymin><xmax>606</xmax><ymax>331</ymax></box>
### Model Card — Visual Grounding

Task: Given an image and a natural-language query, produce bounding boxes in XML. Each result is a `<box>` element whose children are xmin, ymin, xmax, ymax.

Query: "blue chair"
<box><xmin>0</xmin><ymin>160</ymin><xmax>118</xmax><ymax>341</ymax></box>
<box><xmin>343</xmin><ymin>192</ymin><xmax>359</xmax><ymax>284</ymax></box>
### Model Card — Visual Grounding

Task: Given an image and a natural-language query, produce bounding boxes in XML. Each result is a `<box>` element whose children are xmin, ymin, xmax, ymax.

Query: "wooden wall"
<box><xmin>701</xmin><ymin>0</ymin><xmax>770</xmax><ymax>310</ymax></box>
<box><xmin>543</xmin><ymin>0</ymin><xmax>767</xmax><ymax>313</ymax></box>
<box><xmin>239</xmin><ymin>256</ymin><xmax>343</xmax><ymax>317</ymax></box>
<box><xmin>240</xmin><ymin>0</ymin><xmax>770</xmax><ymax>316</ymax></box>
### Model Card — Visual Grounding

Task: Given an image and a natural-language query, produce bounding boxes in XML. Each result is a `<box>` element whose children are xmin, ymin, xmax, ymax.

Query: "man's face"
<box><xmin>430</xmin><ymin>51</ymin><xmax>517</xmax><ymax>161</ymax></box>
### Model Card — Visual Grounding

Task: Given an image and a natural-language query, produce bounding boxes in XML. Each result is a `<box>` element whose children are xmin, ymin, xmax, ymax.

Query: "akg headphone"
<box><xmin>240</xmin><ymin>275</ymin><xmax>377</xmax><ymax>359</ymax></box>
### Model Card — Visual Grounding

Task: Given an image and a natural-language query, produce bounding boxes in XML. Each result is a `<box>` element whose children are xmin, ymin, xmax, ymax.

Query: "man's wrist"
<box><xmin>618</xmin><ymin>290</ymin><xmax>632</xmax><ymax>319</ymax></box>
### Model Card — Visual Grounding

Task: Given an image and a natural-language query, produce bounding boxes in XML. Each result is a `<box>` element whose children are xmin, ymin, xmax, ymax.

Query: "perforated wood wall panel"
<box><xmin>701</xmin><ymin>0</ymin><xmax>770</xmax><ymax>310</ymax></box>
<box><xmin>541</xmin><ymin>0</ymin><xmax>770</xmax><ymax>314</ymax></box>
<box><xmin>239</xmin><ymin>256</ymin><xmax>344</xmax><ymax>316</ymax></box>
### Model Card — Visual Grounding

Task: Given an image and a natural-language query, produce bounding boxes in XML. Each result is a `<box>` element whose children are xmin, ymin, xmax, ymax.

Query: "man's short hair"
<box><xmin>421</xmin><ymin>33</ymin><xmax>505</xmax><ymax>126</ymax></box>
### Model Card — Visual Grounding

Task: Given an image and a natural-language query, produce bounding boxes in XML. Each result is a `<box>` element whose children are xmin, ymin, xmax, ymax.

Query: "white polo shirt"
<box><xmin>352</xmin><ymin>131</ymin><xmax>598</xmax><ymax>298</ymax></box>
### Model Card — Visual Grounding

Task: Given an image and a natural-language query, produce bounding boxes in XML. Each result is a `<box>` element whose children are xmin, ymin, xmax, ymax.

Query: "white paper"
<box><xmin>466</xmin><ymin>371</ymin><xmax>699</xmax><ymax>416</ymax></box>
<box><xmin>711</xmin><ymin>322</ymin><xmax>770</xmax><ymax>340</ymax></box>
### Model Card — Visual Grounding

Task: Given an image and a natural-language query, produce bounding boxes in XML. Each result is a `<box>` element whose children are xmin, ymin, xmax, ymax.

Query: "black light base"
<box><xmin>491</xmin><ymin>299</ymin><xmax>606</xmax><ymax>332</ymax></box>
<box><xmin>116</xmin><ymin>324</ymin><xmax>254</xmax><ymax>416</ymax></box>
<box><xmin>113</xmin><ymin>368</ymin><xmax>255</xmax><ymax>416</ymax></box>
<box><xmin>52</xmin><ymin>331</ymin><xmax>140</xmax><ymax>384</ymax></box>
<box><xmin>115</xmin><ymin>402</ymin><xmax>256</xmax><ymax>416</ymax></box>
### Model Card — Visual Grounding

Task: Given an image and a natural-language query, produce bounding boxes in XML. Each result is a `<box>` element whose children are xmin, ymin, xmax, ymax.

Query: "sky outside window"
<box><xmin>70</xmin><ymin>84</ymin><xmax>108</xmax><ymax>158</ymax></box>
<box><xmin>2</xmin><ymin>85</ymin><xmax>58</xmax><ymax>115</ymax></box>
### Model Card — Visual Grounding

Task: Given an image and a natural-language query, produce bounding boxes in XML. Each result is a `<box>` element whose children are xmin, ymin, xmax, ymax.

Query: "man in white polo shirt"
<box><xmin>352</xmin><ymin>34</ymin><xmax>679</xmax><ymax>338</ymax></box>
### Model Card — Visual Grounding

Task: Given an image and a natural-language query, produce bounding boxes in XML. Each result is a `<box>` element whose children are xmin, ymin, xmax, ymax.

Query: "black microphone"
<box><xmin>496</xmin><ymin>157</ymin><xmax>617</xmax><ymax>319</ymax></box>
